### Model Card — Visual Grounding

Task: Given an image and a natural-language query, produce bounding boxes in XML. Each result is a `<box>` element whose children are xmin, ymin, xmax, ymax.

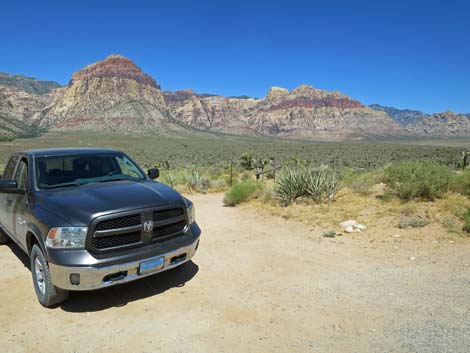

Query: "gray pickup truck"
<box><xmin>0</xmin><ymin>148</ymin><xmax>200</xmax><ymax>307</ymax></box>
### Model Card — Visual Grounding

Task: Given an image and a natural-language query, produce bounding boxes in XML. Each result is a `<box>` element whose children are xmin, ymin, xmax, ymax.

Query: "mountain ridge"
<box><xmin>0</xmin><ymin>72</ymin><xmax>61</xmax><ymax>95</ymax></box>
<box><xmin>0</xmin><ymin>55</ymin><xmax>467</xmax><ymax>140</ymax></box>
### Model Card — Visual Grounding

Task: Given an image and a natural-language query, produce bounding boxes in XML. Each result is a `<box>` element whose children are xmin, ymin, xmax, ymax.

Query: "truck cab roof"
<box><xmin>18</xmin><ymin>148</ymin><xmax>121</xmax><ymax>158</ymax></box>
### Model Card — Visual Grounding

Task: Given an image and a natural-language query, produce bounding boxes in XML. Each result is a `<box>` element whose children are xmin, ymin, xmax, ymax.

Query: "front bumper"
<box><xmin>49</xmin><ymin>238</ymin><xmax>199</xmax><ymax>290</ymax></box>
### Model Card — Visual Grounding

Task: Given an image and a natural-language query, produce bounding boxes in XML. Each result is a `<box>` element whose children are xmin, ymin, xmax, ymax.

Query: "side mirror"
<box><xmin>0</xmin><ymin>180</ymin><xmax>18</xmax><ymax>192</ymax></box>
<box><xmin>148</xmin><ymin>168</ymin><xmax>159</xmax><ymax>180</ymax></box>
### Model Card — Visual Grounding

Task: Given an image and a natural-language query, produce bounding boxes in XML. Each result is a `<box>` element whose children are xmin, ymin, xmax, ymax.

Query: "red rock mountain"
<box><xmin>69</xmin><ymin>55</ymin><xmax>159</xmax><ymax>88</ymax></box>
<box><xmin>164</xmin><ymin>85</ymin><xmax>407</xmax><ymax>138</ymax></box>
<box><xmin>39</xmin><ymin>55</ymin><xmax>176</xmax><ymax>133</ymax></box>
<box><xmin>1</xmin><ymin>55</ymin><xmax>464</xmax><ymax>139</ymax></box>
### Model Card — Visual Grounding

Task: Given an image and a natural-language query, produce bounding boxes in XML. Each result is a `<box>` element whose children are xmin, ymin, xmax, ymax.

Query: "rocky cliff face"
<box><xmin>0</xmin><ymin>86</ymin><xmax>52</xmax><ymax>139</ymax></box>
<box><xmin>407</xmin><ymin>111</ymin><xmax>470</xmax><ymax>136</ymax></box>
<box><xmin>40</xmin><ymin>55</ymin><xmax>175</xmax><ymax>133</ymax></box>
<box><xmin>165</xmin><ymin>84</ymin><xmax>407</xmax><ymax>138</ymax></box>
<box><xmin>163</xmin><ymin>90</ymin><xmax>259</xmax><ymax>134</ymax></box>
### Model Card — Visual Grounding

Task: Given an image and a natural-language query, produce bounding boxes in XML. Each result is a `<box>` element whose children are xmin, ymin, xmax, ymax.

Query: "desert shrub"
<box><xmin>240</xmin><ymin>172</ymin><xmax>253</xmax><ymax>182</ymax></box>
<box><xmin>463</xmin><ymin>208</ymin><xmax>470</xmax><ymax>234</ymax></box>
<box><xmin>209</xmin><ymin>178</ymin><xmax>227</xmax><ymax>191</ymax></box>
<box><xmin>223</xmin><ymin>181</ymin><xmax>259</xmax><ymax>206</ymax></box>
<box><xmin>399</xmin><ymin>216</ymin><xmax>429</xmax><ymax>229</ymax></box>
<box><xmin>342</xmin><ymin>169</ymin><xmax>384</xmax><ymax>196</ymax></box>
<box><xmin>275</xmin><ymin>167</ymin><xmax>341</xmax><ymax>206</ymax></box>
<box><xmin>441</xmin><ymin>216</ymin><xmax>459</xmax><ymax>234</ymax></box>
<box><xmin>349</xmin><ymin>177</ymin><xmax>374</xmax><ymax>196</ymax></box>
<box><xmin>452</xmin><ymin>170</ymin><xmax>470</xmax><ymax>196</ymax></box>
<box><xmin>384</xmin><ymin>162</ymin><xmax>453</xmax><ymax>201</ymax></box>
<box><xmin>322</xmin><ymin>230</ymin><xmax>338</xmax><ymax>238</ymax></box>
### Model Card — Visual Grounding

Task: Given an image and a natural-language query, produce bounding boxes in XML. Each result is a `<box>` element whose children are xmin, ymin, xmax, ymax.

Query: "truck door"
<box><xmin>11</xmin><ymin>158</ymin><xmax>29</xmax><ymax>249</ymax></box>
<box><xmin>0</xmin><ymin>155</ymin><xmax>19</xmax><ymax>237</ymax></box>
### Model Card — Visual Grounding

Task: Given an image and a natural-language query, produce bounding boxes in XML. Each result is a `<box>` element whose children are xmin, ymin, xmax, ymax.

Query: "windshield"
<box><xmin>35</xmin><ymin>153</ymin><xmax>146</xmax><ymax>190</ymax></box>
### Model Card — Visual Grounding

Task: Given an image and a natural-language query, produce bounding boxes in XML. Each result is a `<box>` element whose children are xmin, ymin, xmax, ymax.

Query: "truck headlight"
<box><xmin>46</xmin><ymin>227</ymin><xmax>87</xmax><ymax>249</ymax></box>
<box><xmin>187</xmin><ymin>204</ymin><xmax>195</xmax><ymax>224</ymax></box>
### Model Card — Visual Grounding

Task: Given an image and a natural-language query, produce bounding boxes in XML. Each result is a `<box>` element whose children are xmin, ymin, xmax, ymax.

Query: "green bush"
<box><xmin>223</xmin><ymin>181</ymin><xmax>259</xmax><ymax>206</ymax></box>
<box><xmin>342</xmin><ymin>169</ymin><xmax>384</xmax><ymax>196</ymax></box>
<box><xmin>441</xmin><ymin>216</ymin><xmax>459</xmax><ymax>234</ymax></box>
<box><xmin>452</xmin><ymin>170</ymin><xmax>470</xmax><ymax>196</ymax></box>
<box><xmin>384</xmin><ymin>162</ymin><xmax>453</xmax><ymax>201</ymax></box>
<box><xmin>275</xmin><ymin>167</ymin><xmax>341</xmax><ymax>206</ymax></box>
<box><xmin>322</xmin><ymin>230</ymin><xmax>338</xmax><ymax>238</ymax></box>
<box><xmin>399</xmin><ymin>216</ymin><xmax>429</xmax><ymax>229</ymax></box>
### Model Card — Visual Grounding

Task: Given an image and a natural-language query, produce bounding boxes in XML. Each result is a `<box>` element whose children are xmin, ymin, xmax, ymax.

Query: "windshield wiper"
<box><xmin>97</xmin><ymin>178</ymin><xmax>133</xmax><ymax>183</ymax></box>
<box><xmin>44</xmin><ymin>182</ymin><xmax>84</xmax><ymax>190</ymax></box>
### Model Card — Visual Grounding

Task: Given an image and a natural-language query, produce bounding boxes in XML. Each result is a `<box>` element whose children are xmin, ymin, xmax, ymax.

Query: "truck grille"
<box><xmin>91</xmin><ymin>208</ymin><xmax>187</xmax><ymax>251</ymax></box>
<box><xmin>92</xmin><ymin>231</ymin><xmax>141</xmax><ymax>249</ymax></box>
<box><xmin>95</xmin><ymin>214</ymin><xmax>141</xmax><ymax>231</ymax></box>
<box><xmin>153</xmin><ymin>220</ymin><xmax>187</xmax><ymax>242</ymax></box>
<box><xmin>154</xmin><ymin>208</ymin><xmax>184</xmax><ymax>222</ymax></box>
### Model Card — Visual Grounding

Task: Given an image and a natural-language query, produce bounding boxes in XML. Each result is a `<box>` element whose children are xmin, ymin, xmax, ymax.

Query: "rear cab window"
<box><xmin>3</xmin><ymin>155</ymin><xmax>19</xmax><ymax>180</ymax></box>
<box><xmin>14</xmin><ymin>159</ymin><xmax>28</xmax><ymax>190</ymax></box>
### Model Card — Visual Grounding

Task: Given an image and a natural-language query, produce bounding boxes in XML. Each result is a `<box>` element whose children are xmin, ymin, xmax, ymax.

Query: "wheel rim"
<box><xmin>34</xmin><ymin>257</ymin><xmax>46</xmax><ymax>295</ymax></box>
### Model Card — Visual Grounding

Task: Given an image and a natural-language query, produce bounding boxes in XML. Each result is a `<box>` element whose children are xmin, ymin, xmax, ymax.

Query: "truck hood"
<box><xmin>35</xmin><ymin>180</ymin><xmax>185</xmax><ymax>226</ymax></box>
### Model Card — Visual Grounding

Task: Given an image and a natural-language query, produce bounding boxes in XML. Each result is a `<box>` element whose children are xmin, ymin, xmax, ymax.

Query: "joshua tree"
<box><xmin>240</xmin><ymin>152</ymin><xmax>254</xmax><ymax>170</ymax></box>
<box><xmin>462</xmin><ymin>149</ymin><xmax>469</xmax><ymax>170</ymax></box>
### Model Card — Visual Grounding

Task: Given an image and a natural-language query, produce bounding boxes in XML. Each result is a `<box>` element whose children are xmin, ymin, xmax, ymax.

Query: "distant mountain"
<box><xmin>39</xmin><ymin>55</ymin><xmax>180</xmax><ymax>133</ymax></box>
<box><xmin>0</xmin><ymin>54</ymin><xmax>467</xmax><ymax>139</ymax></box>
<box><xmin>369</xmin><ymin>104</ymin><xmax>428</xmax><ymax>125</ymax></box>
<box><xmin>0</xmin><ymin>86</ymin><xmax>51</xmax><ymax>140</ymax></box>
<box><xmin>407</xmin><ymin>111</ymin><xmax>470</xmax><ymax>136</ymax></box>
<box><xmin>165</xmin><ymin>85</ymin><xmax>407</xmax><ymax>138</ymax></box>
<box><xmin>0</xmin><ymin>72</ymin><xmax>60</xmax><ymax>95</ymax></box>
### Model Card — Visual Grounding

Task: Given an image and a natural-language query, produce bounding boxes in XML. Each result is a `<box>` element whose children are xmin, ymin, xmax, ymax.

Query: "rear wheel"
<box><xmin>0</xmin><ymin>228</ymin><xmax>10</xmax><ymax>244</ymax></box>
<box><xmin>30</xmin><ymin>244</ymin><xmax>69</xmax><ymax>307</ymax></box>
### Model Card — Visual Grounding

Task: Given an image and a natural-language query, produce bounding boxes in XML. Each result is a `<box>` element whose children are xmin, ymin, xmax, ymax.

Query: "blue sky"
<box><xmin>1</xmin><ymin>0</ymin><xmax>468</xmax><ymax>113</ymax></box>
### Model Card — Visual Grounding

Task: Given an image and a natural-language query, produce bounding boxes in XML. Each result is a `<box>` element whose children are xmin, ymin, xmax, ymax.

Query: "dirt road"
<box><xmin>1</xmin><ymin>193</ymin><xmax>469</xmax><ymax>353</ymax></box>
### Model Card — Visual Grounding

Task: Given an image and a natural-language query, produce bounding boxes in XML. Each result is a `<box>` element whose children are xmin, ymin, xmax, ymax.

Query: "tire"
<box><xmin>30</xmin><ymin>244</ymin><xmax>69</xmax><ymax>307</ymax></box>
<box><xmin>0</xmin><ymin>228</ymin><xmax>10</xmax><ymax>244</ymax></box>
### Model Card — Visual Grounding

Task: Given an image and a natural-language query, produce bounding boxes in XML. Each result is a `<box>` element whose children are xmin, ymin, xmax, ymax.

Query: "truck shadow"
<box><xmin>60</xmin><ymin>261</ymin><xmax>199</xmax><ymax>312</ymax></box>
<box><xmin>6</xmin><ymin>241</ymin><xmax>199</xmax><ymax>312</ymax></box>
<box><xmin>7</xmin><ymin>241</ymin><xmax>31</xmax><ymax>269</ymax></box>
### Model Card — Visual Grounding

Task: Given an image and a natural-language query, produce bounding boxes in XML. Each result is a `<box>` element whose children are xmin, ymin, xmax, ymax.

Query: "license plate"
<box><xmin>139</xmin><ymin>257</ymin><xmax>164</xmax><ymax>275</ymax></box>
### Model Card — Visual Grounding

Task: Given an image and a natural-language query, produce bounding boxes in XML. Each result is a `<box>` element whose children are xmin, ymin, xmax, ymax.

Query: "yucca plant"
<box><xmin>161</xmin><ymin>171</ymin><xmax>180</xmax><ymax>187</ymax></box>
<box><xmin>185</xmin><ymin>169</ymin><xmax>210</xmax><ymax>192</ymax></box>
<box><xmin>275</xmin><ymin>168</ymin><xmax>306</xmax><ymax>206</ymax></box>
<box><xmin>275</xmin><ymin>167</ymin><xmax>341</xmax><ymax>206</ymax></box>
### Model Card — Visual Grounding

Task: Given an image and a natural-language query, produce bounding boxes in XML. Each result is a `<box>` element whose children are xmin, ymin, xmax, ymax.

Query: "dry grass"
<box><xmin>250</xmin><ymin>183</ymin><xmax>470</xmax><ymax>239</ymax></box>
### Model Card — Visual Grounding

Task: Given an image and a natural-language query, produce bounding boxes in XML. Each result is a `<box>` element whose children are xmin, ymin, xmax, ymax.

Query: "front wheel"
<box><xmin>30</xmin><ymin>244</ymin><xmax>69</xmax><ymax>307</ymax></box>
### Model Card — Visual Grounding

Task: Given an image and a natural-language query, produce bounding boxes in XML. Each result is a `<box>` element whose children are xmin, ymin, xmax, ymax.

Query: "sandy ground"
<box><xmin>0</xmin><ymin>193</ymin><xmax>470</xmax><ymax>353</ymax></box>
